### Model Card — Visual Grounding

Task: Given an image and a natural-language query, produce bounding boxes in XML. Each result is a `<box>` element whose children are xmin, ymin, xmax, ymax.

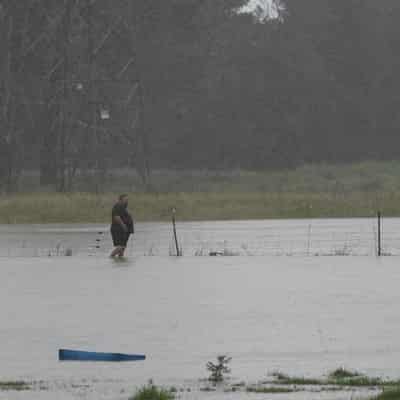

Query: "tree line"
<box><xmin>1</xmin><ymin>0</ymin><xmax>399</xmax><ymax>191</ymax></box>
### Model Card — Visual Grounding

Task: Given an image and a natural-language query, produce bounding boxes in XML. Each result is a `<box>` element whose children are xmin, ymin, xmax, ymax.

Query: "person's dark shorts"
<box><xmin>111</xmin><ymin>227</ymin><xmax>130</xmax><ymax>247</ymax></box>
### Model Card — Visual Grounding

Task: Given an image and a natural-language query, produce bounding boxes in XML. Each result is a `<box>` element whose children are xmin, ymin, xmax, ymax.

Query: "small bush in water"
<box><xmin>130</xmin><ymin>383</ymin><xmax>174</xmax><ymax>400</ymax></box>
<box><xmin>329</xmin><ymin>367</ymin><xmax>361</xmax><ymax>380</ymax></box>
<box><xmin>207</xmin><ymin>355</ymin><xmax>232</xmax><ymax>383</ymax></box>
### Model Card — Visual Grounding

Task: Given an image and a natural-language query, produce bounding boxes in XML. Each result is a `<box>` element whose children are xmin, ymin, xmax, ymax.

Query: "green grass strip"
<box><xmin>1</xmin><ymin>190</ymin><xmax>398</xmax><ymax>224</ymax></box>
<box><xmin>0</xmin><ymin>381</ymin><xmax>31</xmax><ymax>391</ymax></box>
<box><xmin>130</xmin><ymin>384</ymin><xmax>174</xmax><ymax>400</ymax></box>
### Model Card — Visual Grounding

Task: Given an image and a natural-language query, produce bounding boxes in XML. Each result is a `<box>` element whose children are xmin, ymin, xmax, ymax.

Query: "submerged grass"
<box><xmin>0</xmin><ymin>190</ymin><xmax>398</xmax><ymax>224</ymax></box>
<box><xmin>335</xmin><ymin>377</ymin><xmax>383</xmax><ymax>387</ymax></box>
<box><xmin>129</xmin><ymin>384</ymin><xmax>174</xmax><ymax>400</ymax></box>
<box><xmin>375</xmin><ymin>387</ymin><xmax>400</xmax><ymax>400</ymax></box>
<box><xmin>272</xmin><ymin>376</ymin><xmax>324</xmax><ymax>386</ymax></box>
<box><xmin>268</xmin><ymin>369</ymin><xmax>395</xmax><ymax>388</ymax></box>
<box><xmin>0</xmin><ymin>381</ymin><xmax>31</xmax><ymax>391</ymax></box>
<box><xmin>127</xmin><ymin>379</ymin><xmax>400</xmax><ymax>400</ymax></box>
<box><xmin>246</xmin><ymin>386</ymin><xmax>298</xmax><ymax>393</ymax></box>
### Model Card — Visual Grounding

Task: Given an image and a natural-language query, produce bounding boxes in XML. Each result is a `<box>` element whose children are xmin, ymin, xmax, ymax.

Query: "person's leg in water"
<box><xmin>118</xmin><ymin>246</ymin><xmax>126</xmax><ymax>257</ymax></box>
<box><xmin>117</xmin><ymin>233</ymin><xmax>130</xmax><ymax>258</ymax></box>
<box><xmin>110</xmin><ymin>246</ymin><xmax>124</xmax><ymax>257</ymax></box>
<box><xmin>110</xmin><ymin>232</ymin><xmax>130</xmax><ymax>258</ymax></box>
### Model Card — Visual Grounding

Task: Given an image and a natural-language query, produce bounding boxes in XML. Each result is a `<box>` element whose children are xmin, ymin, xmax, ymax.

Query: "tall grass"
<box><xmin>0</xmin><ymin>190</ymin><xmax>399</xmax><ymax>224</ymax></box>
<box><xmin>3</xmin><ymin>160</ymin><xmax>400</xmax><ymax>223</ymax></box>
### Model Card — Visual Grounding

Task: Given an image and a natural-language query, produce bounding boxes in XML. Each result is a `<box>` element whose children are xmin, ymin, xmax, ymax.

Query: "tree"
<box><xmin>207</xmin><ymin>355</ymin><xmax>232</xmax><ymax>383</ymax></box>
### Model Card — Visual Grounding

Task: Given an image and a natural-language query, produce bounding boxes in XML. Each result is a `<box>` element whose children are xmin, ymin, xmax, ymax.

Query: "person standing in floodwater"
<box><xmin>110</xmin><ymin>194</ymin><xmax>134</xmax><ymax>258</ymax></box>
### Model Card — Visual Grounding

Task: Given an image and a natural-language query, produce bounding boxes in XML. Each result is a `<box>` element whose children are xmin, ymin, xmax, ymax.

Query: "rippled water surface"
<box><xmin>1</xmin><ymin>218</ymin><xmax>400</xmax><ymax>257</ymax></box>
<box><xmin>1</xmin><ymin>220</ymin><xmax>400</xmax><ymax>399</ymax></box>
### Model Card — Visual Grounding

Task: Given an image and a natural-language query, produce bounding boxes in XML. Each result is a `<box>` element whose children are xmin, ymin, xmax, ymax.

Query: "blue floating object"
<box><xmin>59</xmin><ymin>349</ymin><xmax>146</xmax><ymax>362</ymax></box>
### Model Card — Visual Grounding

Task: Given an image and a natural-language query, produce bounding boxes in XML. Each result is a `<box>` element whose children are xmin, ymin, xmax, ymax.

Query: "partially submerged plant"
<box><xmin>247</xmin><ymin>386</ymin><xmax>298</xmax><ymax>394</ymax></box>
<box><xmin>270</xmin><ymin>371</ymin><xmax>290</xmax><ymax>381</ymax></box>
<box><xmin>327</xmin><ymin>367</ymin><xmax>384</xmax><ymax>386</ymax></box>
<box><xmin>329</xmin><ymin>367</ymin><xmax>361</xmax><ymax>380</ymax></box>
<box><xmin>331</xmin><ymin>242</ymin><xmax>353</xmax><ymax>256</ymax></box>
<box><xmin>266</xmin><ymin>368</ymin><xmax>388</xmax><ymax>388</ymax></box>
<box><xmin>207</xmin><ymin>355</ymin><xmax>232</xmax><ymax>383</ymax></box>
<box><xmin>0</xmin><ymin>381</ymin><xmax>31</xmax><ymax>391</ymax></box>
<box><xmin>130</xmin><ymin>382</ymin><xmax>174</xmax><ymax>400</ymax></box>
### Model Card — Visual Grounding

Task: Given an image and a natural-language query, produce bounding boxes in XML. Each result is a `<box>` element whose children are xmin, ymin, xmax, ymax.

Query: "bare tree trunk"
<box><xmin>0</xmin><ymin>8</ymin><xmax>20</xmax><ymax>191</ymax></box>
<box><xmin>40</xmin><ymin>98</ymin><xmax>58</xmax><ymax>185</ymax></box>
<box><xmin>136</xmin><ymin>82</ymin><xmax>151</xmax><ymax>188</ymax></box>
<box><xmin>57</xmin><ymin>0</ymin><xmax>72</xmax><ymax>192</ymax></box>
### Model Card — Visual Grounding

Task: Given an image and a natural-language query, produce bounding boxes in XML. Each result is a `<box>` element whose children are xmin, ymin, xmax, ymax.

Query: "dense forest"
<box><xmin>1</xmin><ymin>0</ymin><xmax>400</xmax><ymax>191</ymax></box>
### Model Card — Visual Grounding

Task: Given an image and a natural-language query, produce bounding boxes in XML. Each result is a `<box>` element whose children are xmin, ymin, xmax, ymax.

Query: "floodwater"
<box><xmin>1</xmin><ymin>217</ymin><xmax>400</xmax><ymax>258</ymax></box>
<box><xmin>1</xmin><ymin>219</ymin><xmax>400</xmax><ymax>399</ymax></box>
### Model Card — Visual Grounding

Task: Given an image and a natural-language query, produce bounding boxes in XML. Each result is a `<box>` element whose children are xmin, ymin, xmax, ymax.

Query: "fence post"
<box><xmin>172</xmin><ymin>207</ymin><xmax>181</xmax><ymax>257</ymax></box>
<box><xmin>377</xmin><ymin>211</ymin><xmax>382</xmax><ymax>257</ymax></box>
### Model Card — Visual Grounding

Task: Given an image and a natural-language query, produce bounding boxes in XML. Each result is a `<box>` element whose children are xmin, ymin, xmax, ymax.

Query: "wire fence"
<box><xmin>1</xmin><ymin>215</ymin><xmax>399</xmax><ymax>258</ymax></box>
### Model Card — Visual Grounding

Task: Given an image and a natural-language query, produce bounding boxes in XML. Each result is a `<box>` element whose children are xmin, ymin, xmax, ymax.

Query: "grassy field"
<box><xmin>0</xmin><ymin>190</ymin><xmax>398</xmax><ymax>224</ymax></box>
<box><xmin>2</xmin><ymin>161</ymin><xmax>400</xmax><ymax>223</ymax></box>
